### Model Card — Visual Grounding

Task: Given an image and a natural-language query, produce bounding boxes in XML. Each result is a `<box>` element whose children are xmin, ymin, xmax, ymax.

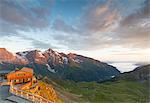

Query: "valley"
<box><xmin>42</xmin><ymin>65</ymin><xmax>150</xmax><ymax>103</ymax></box>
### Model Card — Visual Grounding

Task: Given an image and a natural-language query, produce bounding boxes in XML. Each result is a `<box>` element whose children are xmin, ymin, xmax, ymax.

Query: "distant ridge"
<box><xmin>117</xmin><ymin>64</ymin><xmax>150</xmax><ymax>82</ymax></box>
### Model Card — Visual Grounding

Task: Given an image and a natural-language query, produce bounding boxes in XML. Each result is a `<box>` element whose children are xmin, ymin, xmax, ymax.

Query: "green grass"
<box><xmin>44</xmin><ymin>78</ymin><xmax>149</xmax><ymax>103</ymax></box>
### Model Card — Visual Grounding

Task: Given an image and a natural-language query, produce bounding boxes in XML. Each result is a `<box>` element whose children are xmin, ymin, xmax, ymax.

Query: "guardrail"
<box><xmin>0</xmin><ymin>82</ymin><xmax>10</xmax><ymax>86</ymax></box>
<box><xmin>10</xmin><ymin>85</ymin><xmax>54</xmax><ymax>103</ymax></box>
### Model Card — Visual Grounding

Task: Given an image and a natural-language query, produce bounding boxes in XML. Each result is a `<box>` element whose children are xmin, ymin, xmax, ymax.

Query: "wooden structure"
<box><xmin>7</xmin><ymin>68</ymin><xmax>34</xmax><ymax>84</ymax></box>
<box><xmin>3</xmin><ymin>67</ymin><xmax>56</xmax><ymax>103</ymax></box>
<box><xmin>10</xmin><ymin>84</ymin><xmax>53</xmax><ymax>103</ymax></box>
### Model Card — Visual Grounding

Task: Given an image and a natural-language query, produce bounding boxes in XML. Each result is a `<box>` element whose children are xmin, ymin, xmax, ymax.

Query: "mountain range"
<box><xmin>0</xmin><ymin>48</ymin><xmax>149</xmax><ymax>103</ymax></box>
<box><xmin>0</xmin><ymin>48</ymin><xmax>120</xmax><ymax>82</ymax></box>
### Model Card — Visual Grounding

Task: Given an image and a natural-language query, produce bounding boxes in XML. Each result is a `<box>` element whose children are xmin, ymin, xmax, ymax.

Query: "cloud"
<box><xmin>52</xmin><ymin>19</ymin><xmax>78</xmax><ymax>33</ymax></box>
<box><xmin>0</xmin><ymin>0</ymin><xmax>149</xmax><ymax>52</ymax></box>
<box><xmin>0</xmin><ymin>0</ymin><xmax>53</xmax><ymax>37</ymax></box>
<box><xmin>120</xmin><ymin>0</ymin><xmax>150</xmax><ymax>27</ymax></box>
<box><xmin>50</xmin><ymin>1</ymin><xmax>117</xmax><ymax>50</ymax></box>
<box><xmin>115</xmin><ymin>0</ymin><xmax>150</xmax><ymax>49</ymax></box>
<box><xmin>80</xmin><ymin>0</ymin><xmax>120</xmax><ymax>33</ymax></box>
<box><xmin>49</xmin><ymin>30</ymin><xmax>84</xmax><ymax>50</ymax></box>
<box><xmin>19</xmin><ymin>35</ymin><xmax>56</xmax><ymax>49</ymax></box>
<box><xmin>31</xmin><ymin>40</ymin><xmax>54</xmax><ymax>49</ymax></box>
<box><xmin>50</xmin><ymin>0</ymin><xmax>149</xmax><ymax>51</ymax></box>
<box><xmin>0</xmin><ymin>21</ymin><xmax>18</xmax><ymax>36</ymax></box>
<box><xmin>49</xmin><ymin>0</ymin><xmax>121</xmax><ymax>50</ymax></box>
<box><xmin>93</xmin><ymin>2</ymin><xmax>109</xmax><ymax>16</ymax></box>
<box><xmin>77</xmin><ymin>0</ymin><xmax>150</xmax><ymax>50</ymax></box>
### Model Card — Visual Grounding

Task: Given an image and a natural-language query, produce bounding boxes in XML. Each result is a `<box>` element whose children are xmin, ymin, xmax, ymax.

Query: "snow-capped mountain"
<box><xmin>0</xmin><ymin>48</ymin><xmax>28</xmax><ymax>65</ymax></box>
<box><xmin>0</xmin><ymin>48</ymin><xmax>120</xmax><ymax>82</ymax></box>
<box><xmin>1</xmin><ymin>48</ymin><xmax>102</xmax><ymax>66</ymax></box>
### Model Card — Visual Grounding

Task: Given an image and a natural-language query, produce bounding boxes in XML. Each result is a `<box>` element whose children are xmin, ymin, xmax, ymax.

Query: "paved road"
<box><xmin>0</xmin><ymin>80</ymin><xmax>32</xmax><ymax>103</ymax></box>
<box><xmin>0</xmin><ymin>85</ymin><xmax>12</xmax><ymax>103</ymax></box>
<box><xmin>6</xmin><ymin>96</ymin><xmax>32</xmax><ymax>103</ymax></box>
<box><xmin>0</xmin><ymin>85</ymin><xmax>11</xmax><ymax>99</ymax></box>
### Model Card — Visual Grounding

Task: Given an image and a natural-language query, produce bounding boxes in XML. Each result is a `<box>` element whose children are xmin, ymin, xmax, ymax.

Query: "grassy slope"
<box><xmin>44</xmin><ymin>78</ymin><xmax>149</xmax><ymax>103</ymax></box>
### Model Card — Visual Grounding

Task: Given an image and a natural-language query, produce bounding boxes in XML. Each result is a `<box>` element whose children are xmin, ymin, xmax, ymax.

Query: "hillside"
<box><xmin>0</xmin><ymin>48</ymin><xmax>120</xmax><ymax>82</ymax></box>
<box><xmin>43</xmin><ymin>65</ymin><xmax>150</xmax><ymax>103</ymax></box>
<box><xmin>116</xmin><ymin>64</ymin><xmax>150</xmax><ymax>82</ymax></box>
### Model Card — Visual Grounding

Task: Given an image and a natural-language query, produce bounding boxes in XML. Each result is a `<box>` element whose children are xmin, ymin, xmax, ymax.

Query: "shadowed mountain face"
<box><xmin>115</xmin><ymin>65</ymin><xmax>150</xmax><ymax>82</ymax></box>
<box><xmin>0</xmin><ymin>48</ymin><xmax>120</xmax><ymax>82</ymax></box>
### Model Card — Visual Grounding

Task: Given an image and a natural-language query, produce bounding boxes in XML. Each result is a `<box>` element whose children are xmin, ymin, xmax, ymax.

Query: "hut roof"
<box><xmin>21</xmin><ymin>67</ymin><xmax>33</xmax><ymax>74</ymax></box>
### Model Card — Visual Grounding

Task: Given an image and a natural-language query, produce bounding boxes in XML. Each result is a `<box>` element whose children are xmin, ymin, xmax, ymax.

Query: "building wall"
<box><xmin>7</xmin><ymin>71</ymin><xmax>33</xmax><ymax>84</ymax></box>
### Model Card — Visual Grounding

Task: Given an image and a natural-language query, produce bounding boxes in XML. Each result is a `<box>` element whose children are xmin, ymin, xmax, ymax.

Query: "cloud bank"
<box><xmin>0</xmin><ymin>0</ymin><xmax>149</xmax><ymax>53</ymax></box>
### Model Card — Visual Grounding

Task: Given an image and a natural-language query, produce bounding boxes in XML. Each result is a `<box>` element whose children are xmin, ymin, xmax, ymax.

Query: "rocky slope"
<box><xmin>0</xmin><ymin>48</ymin><xmax>28</xmax><ymax>65</ymax></box>
<box><xmin>0</xmin><ymin>48</ymin><xmax>120</xmax><ymax>82</ymax></box>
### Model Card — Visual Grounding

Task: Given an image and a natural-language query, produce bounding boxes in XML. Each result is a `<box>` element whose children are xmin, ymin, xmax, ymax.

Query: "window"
<box><xmin>28</xmin><ymin>78</ymin><xmax>31</xmax><ymax>81</ymax></box>
<box><xmin>15</xmin><ymin>79</ymin><xmax>19</xmax><ymax>83</ymax></box>
<box><xmin>19</xmin><ymin>79</ymin><xmax>23</xmax><ymax>83</ymax></box>
<box><xmin>16</xmin><ymin>73</ymin><xmax>25</xmax><ymax>76</ymax></box>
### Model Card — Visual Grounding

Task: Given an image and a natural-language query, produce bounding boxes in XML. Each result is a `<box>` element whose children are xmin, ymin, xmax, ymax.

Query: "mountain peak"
<box><xmin>67</xmin><ymin>53</ymin><xmax>77</xmax><ymax>58</ymax></box>
<box><xmin>0</xmin><ymin>48</ymin><xmax>15</xmax><ymax>60</ymax></box>
<box><xmin>0</xmin><ymin>48</ymin><xmax>28</xmax><ymax>64</ymax></box>
<box><xmin>0</xmin><ymin>48</ymin><xmax>7</xmax><ymax>51</ymax></box>
<box><xmin>47</xmin><ymin>48</ymin><xmax>55</xmax><ymax>52</ymax></box>
<box><xmin>68</xmin><ymin>53</ymin><xmax>76</xmax><ymax>55</ymax></box>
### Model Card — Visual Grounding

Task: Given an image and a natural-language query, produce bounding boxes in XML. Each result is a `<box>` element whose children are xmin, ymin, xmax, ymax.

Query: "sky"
<box><xmin>0</xmin><ymin>0</ymin><xmax>150</xmax><ymax>72</ymax></box>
